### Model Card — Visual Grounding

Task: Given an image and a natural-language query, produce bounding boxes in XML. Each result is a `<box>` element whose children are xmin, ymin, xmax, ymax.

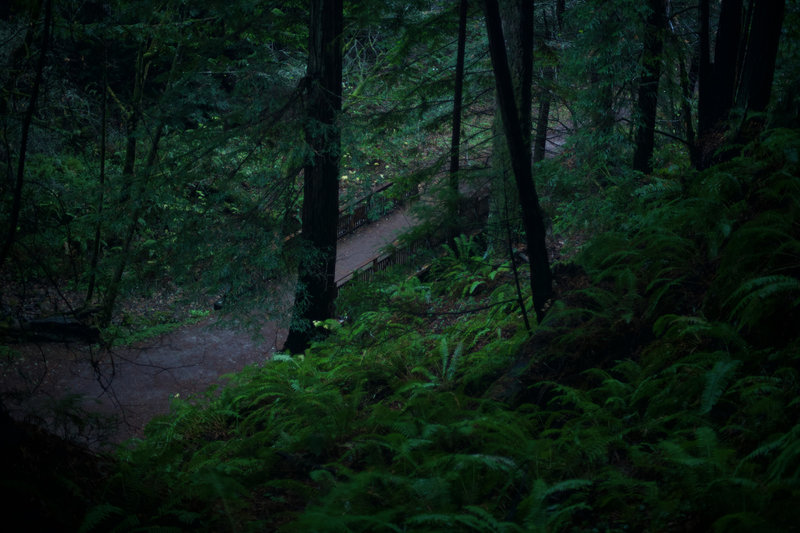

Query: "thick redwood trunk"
<box><xmin>284</xmin><ymin>0</ymin><xmax>343</xmax><ymax>353</ymax></box>
<box><xmin>737</xmin><ymin>0</ymin><xmax>785</xmax><ymax>113</ymax></box>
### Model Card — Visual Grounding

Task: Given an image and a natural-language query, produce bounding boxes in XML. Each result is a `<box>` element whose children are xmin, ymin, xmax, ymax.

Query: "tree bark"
<box><xmin>709</xmin><ymin>0</ymin><xmax>743</xmax><ymax>127</ymax></box>
<box><xmin>284</xmin><ymin>0</ymin><xmax>343</xmax><ymax>353</ymax></box>
<box><xmin>506</xmin><ymin>0</ymin><xmax>533</xmax><ymax>149</ymax></box>
<box><xmin>483</xmin><ymin>0</ymin><xmax>553</xmax><ymax>324</ymax></box>
<box><xmin>736</xmin><ymin>0</ymin><xmax>785</xmax><ymax>113</ymax></box>
<box><xmin>632</xmin><ymin>0</ymin><xmax>667</xmax><ymax>174</ymax></box>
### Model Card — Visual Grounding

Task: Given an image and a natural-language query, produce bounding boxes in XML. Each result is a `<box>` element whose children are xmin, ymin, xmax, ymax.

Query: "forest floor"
<box><xmin>1</xmin><ymin>206</ymin><xmax>417</xmax><ymax>447</ymax></box>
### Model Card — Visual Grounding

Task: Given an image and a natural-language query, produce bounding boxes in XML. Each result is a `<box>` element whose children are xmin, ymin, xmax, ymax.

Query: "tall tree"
<box><xmin>532</xmin><ymin>1</ymin><xmax>563</xmax><ymax>164</ymax></box>
<box><xmin>487</xmin><ymin>0</ymin><xmax>531</xmax><ymax>244</ymax></box>
<box><xmin>483</xmin><ymin>0</ymin><xmax>553</xmax><ymax>323</ymax></box>
<box><xmin>696</xmin><ymin>0</ymin><xmax>786</xmax><ymax>168</ymax></box>
<box><xmin>632</xmin><ymin>0</ymin><xmax>667</xmax><ymax>174</ymax></box>
<box><xmin>735</xmin><ymin>0</ymin><xmax>786</xmax><ymax>124</ymax></box>
<box><xmin>448</xmin><ymin>0</ymin><xmax>469</xmax><ymax>200</ymax></box>
<box><xmin>284</xmin><ymin>0</ymin><xmax>344</xmax><ymax>353</ymax></box>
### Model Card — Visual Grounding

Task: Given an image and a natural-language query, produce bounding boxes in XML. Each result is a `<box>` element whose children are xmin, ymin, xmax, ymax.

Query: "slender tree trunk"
<box><xmin>0</xmin><ymin>0</ymin><xmax>52</xmax><ymax>266</ymax></box>
<box><xmin>487</xmin><ymin>0</ymin><xmax>532</xmax><ymax>245</ymax></box>
<box><xmin>697</xmin><ymin>0</ymin><xmax>712</xmax><ymax>137</ymax></box>
<box><xmin>533</xmin><ymin>66</ymin><xmax>553</xmax><ymax>164</ymax></box>
<box><xmin>483</xmin><ymin>0</ymin><xmax>553</xmax><ymax>323</ymax></box>
<box><xmin>632</xmin><ymin>0</ymin><xmax>666</xmax><ymax>174</ymax></box>
<box><xmin>448</xmin><ymin>0</ymin><xmax>468</xmax><ymax>198</ymax></box>
<box><xmin>447</xmin><ymin>0</ymin><xmax>468</xmax><ymax>245</ymax></box>
<box><xmin>678</xmin><ymin>55</ymin><xmax>698</xmax><ymax>166</ymax></box>
<box><xmin>284</xmin><ymin>0</ymin><xmax>343</xmax><ymax>353</ymax></box>
<box><xmin>86</xmin><ymin>44</ymin><xmax>108</xmax><ymax>305</ymax></box>
<box><xmin>99</xmin><ymin>124</ymin><xmax>164</xmax><ymax>327</ymax></box>
<box><xmin>98</xmin><ymin>46</ymin><xmax>149</xmax><ymax>327</ymax></box>
<box><xmin>533</xmin><ymin>3</ymin><xmax>561</xmax><ymax>166</ymax></box>
<box><xmin>508</xmin><ymin>0</ymin><xmax>533</xmax><ymax>150</ymax></box>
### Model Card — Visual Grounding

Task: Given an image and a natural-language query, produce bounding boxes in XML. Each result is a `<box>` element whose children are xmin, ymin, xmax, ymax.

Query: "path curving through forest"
<box><xmin>1</xmin><ymin>207</ymin><xmax>417</xmax><ymax>446</ymax></box>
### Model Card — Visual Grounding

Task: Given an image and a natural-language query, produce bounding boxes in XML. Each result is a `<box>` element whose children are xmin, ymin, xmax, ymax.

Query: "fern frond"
<box><xmin>545</xmin><ymin>382</ymin><xmax>600</xmax><ymax>413</ymax></box>
<box><xmin>521</xmin><ymin>478</ymin><xmax>592</xmax><ymax>530</ymax></box>
<box><xmin>743</xmin><ymin>423</ymin><xmax>800</xmax><ymax>482</ymax></box>
<box><xmin>653</xmin><ymin>314</ymin><xmax>744</xmax><ymax>350</ymax></box>
<box><xmin>409</xmin><ymin>506</ymin><xmax>522</xmax><ymax>532</ymax></box>
<box><xmin>700</xmin><ymin>360</ymin><xmax>740</xmax><ymax>414</ymax></box>
<box><xmin>79</xmin><ymin>504</ymin><xmax>125</xmax><ymax>533</ymax></box>
<box><xmin>634</xmin><ymin>178</ymin><xmax>682</xmax><ymax>201</ymax></box>
<box><xmin>659</xmin><ymin>439</ymin><xmax>709</xmax><ymax>468</ymax></box>
<box><xmin>726</xmin><ymin>275</ymin><xmax>800</xmax><ymax>328</ymax></box>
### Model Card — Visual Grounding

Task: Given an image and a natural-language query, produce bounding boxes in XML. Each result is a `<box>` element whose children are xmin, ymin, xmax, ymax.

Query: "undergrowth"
<box><xmin>84</xmin><ymin>129</ymin><xmax>800</xmax><ymax>532</ymax></box>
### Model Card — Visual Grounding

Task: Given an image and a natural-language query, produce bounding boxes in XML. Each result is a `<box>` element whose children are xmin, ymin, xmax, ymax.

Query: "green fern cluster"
<box><xmin>83</xmin><ymin>129</ymin><xmax>800</xmax><ymax>532</ymax></box>
<box><xmin>533</xmin><ymin>129</ymin><xmax>800</xmax><ymax>530</ymax></box>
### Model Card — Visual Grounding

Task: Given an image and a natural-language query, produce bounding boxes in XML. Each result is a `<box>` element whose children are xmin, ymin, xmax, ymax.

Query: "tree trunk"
<box><xmin>487</xmin><ymin>0</ymin><xmax>532</xmax><ymax>245</ymax></box>
<box><xmin>99</xmin><ymin>124</ymin><xmax>164</xmax><ymax>328</ymax></box>
<box><xmin>85</xmin><ymin>44</ymin><xmax>108</xmax><ymax>305</ymax></box>
<box><xmin>678</xmin><ymin>54</ymin><xmax>698</xmax><ymax>166</ymax></box>
<box><xmin>483</xmin><ymin>0</ymin><xmax>553</xmax><ymax>324</ymax></box>
<box><xmin>697</xmin><ymin>0</ymin><xmax>712</xmax><ymax>138</ymax></box>
<box><xmin>533</xmin><ymin>3</ymin><xmax>561</xmax><ymax>165</ymax></box>
<box><xmin>696</xmin><ymin>0</ymin><xmax>785</xmax><ymax>168</ymax></box>
<box><xmin>446</xmin><ymin>0</ymin><xmax>469</xmax><ymax>239</ymax></box>
<box><xmin>533</xmin><ymin>66</ymin><xmax>553</xmax><ymax>164</ymax></box>
<box><xmin>448</xmin><ymin>0</ymin><xmax>468</xmax><ymax>195</ymax></box>
<box><xmin>98</xmin><ymin>46</ymin><xmax>150</xmax><ymax>328</ymax></box>
<box><xmin>0</xmin><ymin>0</ymin><xmax>52</xmax><ymax>266</ymax></box>
<box><xmin>632</xmin><ymin>0</ymin><xmax>666</xmax><ymax>174</ymax></box>
<box><xmin>284</xmin><ymin>0</ymin><xmax>343</xmax><ymax>354</ymax></box>
<box><xmin>697</xmin><ymin>0</ymin><xmax>742</xmax><ymax>168</ymax></box>
<box><xmin>736</xmin><ymin>0</ymin><xmax>785</xmax><ymax>114</ymax></box>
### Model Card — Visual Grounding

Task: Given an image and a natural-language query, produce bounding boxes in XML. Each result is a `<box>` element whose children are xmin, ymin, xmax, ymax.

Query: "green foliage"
<box><xmin>78</xmin><ymin>129</ymin><xmax>800</xmax><ymax>532</ymax></box>
<box><xmin>5</xmin><ymin>0</ymin><xmax>800</xmax><ymax>527</ymax></box>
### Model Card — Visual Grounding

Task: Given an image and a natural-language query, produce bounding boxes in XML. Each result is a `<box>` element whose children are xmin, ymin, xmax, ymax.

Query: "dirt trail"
<box><xmin>1</xmin><ymin>209</ymin><xmax>417</xmax><ymax>446</ymax></box>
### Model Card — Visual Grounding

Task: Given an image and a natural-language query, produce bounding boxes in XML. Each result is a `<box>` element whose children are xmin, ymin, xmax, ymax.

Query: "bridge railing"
<box><xmin>336</xmin><ymin>236</ymin><xmax>428</xmax><ymax>288</ymax></box>
<box><xmin>337</xmin><ymin>182</ymin><xmax>396</xmax><ymax>238</ymax></box>
<box><xmin>335</xmin><ymin>187</ymin><xmax>490</xmax><ymax>289</ymax></box>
